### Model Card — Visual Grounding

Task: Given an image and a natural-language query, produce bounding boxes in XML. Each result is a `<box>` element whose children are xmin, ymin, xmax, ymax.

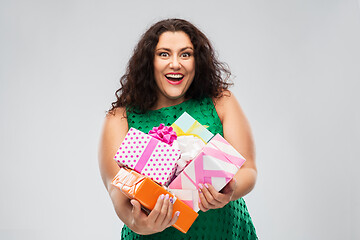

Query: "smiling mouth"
<box><xmin>165</xmin><ymin>73</ymin><xmax>184</xmax><ymax>82</ymax></box>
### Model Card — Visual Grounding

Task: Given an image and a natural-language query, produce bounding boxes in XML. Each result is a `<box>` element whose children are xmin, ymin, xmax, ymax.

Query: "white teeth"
<box><xmin>165</xmin><ymin>74</ymin><xmax>183</xmax><ymax>78</ymax></box>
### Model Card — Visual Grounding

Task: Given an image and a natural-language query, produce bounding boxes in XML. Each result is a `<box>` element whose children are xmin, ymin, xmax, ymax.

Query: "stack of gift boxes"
<box><xmin>111</xmin><ymin>112</ymin><xmax>246</xmax><ymax>233</ymax></box>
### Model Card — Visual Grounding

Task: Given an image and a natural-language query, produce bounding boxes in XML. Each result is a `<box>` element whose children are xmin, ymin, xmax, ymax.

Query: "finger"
<box><xmin>156</xmin><ymin>194</ymin><xmax>170</xmax><ymax>226</ymax></box>
<box><xmin>167</xmin><ymin>211</ymin><xmax>180</xmax><ymax>227</ymax></box>
<box><xmin>198</xmin><ymin>188</ymin><xmax>214</xmax><ymax>210</ymax></box>
<box><xmin>198</xmin><ymin>195</ymin><xmax>209</xmax><ymax>212</ymax></box>
<box><xmin>130</xmin><ymin>199</ymin><xmax>142</xmax><ymax>219</ymax></box>
<box><xmin>199</xmin><ymin>183</ymin><xmax>221</xmax><ymax>206</ymax></box>
<box><xmin>162</xmin><ymin>196</ymin><xmax>174</xmax><ymax>226</ymax></box>
<box><xmin>203</xmin><ymin>183</ymin><xmax>226</xmax><ymax>202</ymax></box>
<box><xmin>147</xmin><ymin>194</ymin><xmax>164</xmax><ymax>222</ymax></box>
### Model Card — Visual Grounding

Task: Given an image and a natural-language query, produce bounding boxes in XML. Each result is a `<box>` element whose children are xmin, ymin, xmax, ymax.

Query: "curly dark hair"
<box><xmin>110</xmin><ymin>18</ymin><xmax>232</xmax><ymax>113</ymax></box>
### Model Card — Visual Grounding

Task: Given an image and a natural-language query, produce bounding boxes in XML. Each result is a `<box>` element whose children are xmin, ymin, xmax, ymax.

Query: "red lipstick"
<box><xmin>165</xmin><ymin>72</ymin><xmax>184</xmax><ymax>85</ymax></box>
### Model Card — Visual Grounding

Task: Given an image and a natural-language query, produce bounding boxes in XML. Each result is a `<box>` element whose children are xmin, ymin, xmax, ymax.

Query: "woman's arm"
<box><xmin>98</xmin><ymin>107</ymin><xmax>179</xmax><ymax>234</ymax></box>
<box><xmin>198</xmin><ymin>91</ymin><xmax>257</xmax><ymax>211</ymax></box>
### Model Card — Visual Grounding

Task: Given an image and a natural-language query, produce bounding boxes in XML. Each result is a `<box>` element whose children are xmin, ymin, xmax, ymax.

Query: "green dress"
<box><xmin>122</xmin><ymin>97</ymin><xmax>257</xmax><ymax>240</ymax></box>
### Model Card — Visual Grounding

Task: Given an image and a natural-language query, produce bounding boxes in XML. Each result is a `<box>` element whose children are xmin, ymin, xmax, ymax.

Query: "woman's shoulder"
<box><xmin>212</xmin><ymin>90</ymin><xmax>239</xmax><ymax>122</ymax></box>
<box><xmin>103</xmin><ymin>107</ymin><xmax>129</xmax><ymax>133</ymax></box>
<box><xmin>106</xmin><ymin>107</ymin><xmax>127</xmax><ymax>120</ymax></box>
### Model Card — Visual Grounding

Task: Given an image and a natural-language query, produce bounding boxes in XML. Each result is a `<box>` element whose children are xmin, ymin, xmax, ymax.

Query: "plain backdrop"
<box><xmin>1</xmin><ymin>0</ymin><xmax>359</xmax><ymax>239</ymax></box>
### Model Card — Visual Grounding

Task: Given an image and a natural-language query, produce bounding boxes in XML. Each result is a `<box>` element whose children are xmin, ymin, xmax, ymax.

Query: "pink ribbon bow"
<box><xmin>148</xmin><ymin>124</ymin><xmax>177</xmax><ymax>145</ymax></box>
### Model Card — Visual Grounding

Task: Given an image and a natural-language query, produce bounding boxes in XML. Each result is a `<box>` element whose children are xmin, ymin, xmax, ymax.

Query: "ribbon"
<box><xmin>148</xmin><ymin>123</ymin><xmax>177</xmax><ymax>145</ymax></box>
<box><xmin>172</xmin><ymin>121</ymin><xmax>208</xmax><ymax>144</ymax></box>
<box><xmin>178</xmin><ymin>147</ymin><xmax>239</xmax><ymax>191</ymax></box>
<box><xmin>194</xmin><ymin>149</ymin><xmax>237</xmax><ymax>185</ymax></box>
<box><xmin>203</xmin><ymin>145</ymin><xmax>245</xmax><ymax>168</ymax></box>
<box><xmin>119</xmin><ymin>169</ymin><xmax>134</xmax><ymax>194</ymax></box>
<box><xmin>174</xmin><ymin>135</ymin><xmax>205</xmax><ymax>176</ymax></box>
<box><xmin>134</xmin><ymin>137</ymin><xmax>158</xmax><ymax>173</ymax></box>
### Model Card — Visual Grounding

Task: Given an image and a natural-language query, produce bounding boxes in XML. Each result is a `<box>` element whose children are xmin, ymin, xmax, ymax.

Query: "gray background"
<box><xmin>1</xmin><ymin>0</ymin><xmax>359</xmax><ymax>239</ymax></box>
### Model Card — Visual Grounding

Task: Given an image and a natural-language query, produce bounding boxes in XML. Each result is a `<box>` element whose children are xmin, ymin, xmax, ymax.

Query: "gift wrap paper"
<box><xmin>112</xmin><ymin>168</ymin><xmax>199</xmax><ymax>233</ymax></box>
<box><xmin>168</xmin><ymin>134</ymin><xmax>246</xmax><ymax>211</ymax></box>
<box><xmin>114</xmin><ymin>128</ymin><xmax>181</xmax><ymax>185</ymax></box>
<box><xmin>171</xmin><ymin>112</ymin><xmax>214</xmax><ymax>143</ymax></box>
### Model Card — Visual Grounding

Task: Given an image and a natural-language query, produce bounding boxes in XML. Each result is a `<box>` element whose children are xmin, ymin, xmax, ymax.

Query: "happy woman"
<box><xmin>99</xmin><ymin>18</ymin><xmax>258</xmax><ymax>239</ymax></box>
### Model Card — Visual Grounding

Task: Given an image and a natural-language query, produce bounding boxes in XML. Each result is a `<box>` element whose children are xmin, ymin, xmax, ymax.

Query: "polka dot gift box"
<box><xmin>114</xmin><ymin>127</ymin><xmax>181</xmax><ymax>185</ymax></box>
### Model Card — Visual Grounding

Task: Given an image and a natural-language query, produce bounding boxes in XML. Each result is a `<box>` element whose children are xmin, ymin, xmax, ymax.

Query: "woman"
<box><xmin>99</xmin><ymin>19</ymin><xmax>258</xmax><ymax>239</ymax></box>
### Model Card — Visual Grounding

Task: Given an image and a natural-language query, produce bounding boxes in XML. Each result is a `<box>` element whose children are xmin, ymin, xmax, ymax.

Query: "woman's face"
<box><xmin>153</xmin><ymin>31</ymin><xmax>195</xmax><ymax>106</ymax></box>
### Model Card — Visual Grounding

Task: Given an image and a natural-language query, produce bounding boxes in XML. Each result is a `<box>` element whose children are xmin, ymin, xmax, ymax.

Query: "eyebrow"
<box><xmin>155</xmin><ymin>47</ymin><xmax>194</xmax><ymax>52</ymax></box>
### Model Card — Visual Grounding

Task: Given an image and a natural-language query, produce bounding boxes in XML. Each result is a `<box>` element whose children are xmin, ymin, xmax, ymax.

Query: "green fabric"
<box><xmin>122</xmin><ymin>97</ymin><xmax>257</xmax><ymax>240</ymax></box>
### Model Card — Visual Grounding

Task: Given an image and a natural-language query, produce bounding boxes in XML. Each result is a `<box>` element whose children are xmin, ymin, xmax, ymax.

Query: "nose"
<box><xmin>169</xmin><ymin>56</ymin><xmax>181</xmax><ymax>70</ymax></box>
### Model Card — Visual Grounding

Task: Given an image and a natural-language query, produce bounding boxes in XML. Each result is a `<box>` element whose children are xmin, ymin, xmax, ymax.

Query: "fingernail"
<box><xmin>169</xmin><ymin>197</ymin><xmax>173</xmax><ymax>204</ymax></box>
<box><xmin>165</xmin><ymin>194</ymin><xmax>169</xmax><ymax>200</ymax></box>
<box><xmin>160</xmin><ymin>194</ymin><xmax>164</xmax><ymax>199</ymax></box>
<box><xmin>198</xmin><ymin>183</ymin><xmax>203</xmax><ymax>189</ymax></box>
<box><xmin>176</xmin><ymin>211</ymin><xmax>180</xmax><ymax>217</ymax></box>
<box><xmin>204</xmin><ymin>183</ymin><xmax>209</xmax><ymax>188</ymax></box>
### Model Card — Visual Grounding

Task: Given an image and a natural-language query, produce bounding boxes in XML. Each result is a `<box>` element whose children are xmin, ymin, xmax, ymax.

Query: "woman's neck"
<box><xmin>152</xmin><ymin>96</ymin><xmax>187</xmax><ymax>110</ymax></box>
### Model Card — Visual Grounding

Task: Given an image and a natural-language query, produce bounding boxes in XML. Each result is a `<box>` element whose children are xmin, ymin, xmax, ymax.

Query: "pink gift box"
<box><xmin>114</xmin><ymin>128</ymin><xmax>181</xmax><ymax>185</ymax></box>
<box><xmin>168</xmin><ymin>134</ymin><xmax>246</xmax><ymax>211</ymax></box>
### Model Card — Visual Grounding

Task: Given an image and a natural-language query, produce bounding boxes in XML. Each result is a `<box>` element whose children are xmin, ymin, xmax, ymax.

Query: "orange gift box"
<box><xmin>112</xmin><ymin>167</ymin><xmax>198</xmax><ymax>233</ymax></box>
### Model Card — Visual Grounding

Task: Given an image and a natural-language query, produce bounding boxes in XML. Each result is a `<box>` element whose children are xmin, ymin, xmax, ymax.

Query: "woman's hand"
<box><xmin>198</xmin><ymin>179</ymin><xmax>237</xmax><ymax>212</ymax></box>
<box><xmin>129</xmin><ymin>194</ymin><xmax>180</xmax><ymax>235</ymax></box>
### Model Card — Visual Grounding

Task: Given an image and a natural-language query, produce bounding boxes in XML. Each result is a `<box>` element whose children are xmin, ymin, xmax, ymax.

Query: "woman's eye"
<box><xmin>159</xmin><ymin>52</ymin><xmax>169</xmax><ymax>57</ymax></box>
<box><xmin>181</xmin><ymin>52</ymin><xmax>191</xmax><ymax>58</ymax></box>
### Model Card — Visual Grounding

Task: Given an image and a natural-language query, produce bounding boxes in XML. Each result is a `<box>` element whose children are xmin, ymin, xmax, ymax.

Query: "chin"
<box><xmin>167</xmin><ymin>95</ymin><xmax>185</xmax><ymax>101</ymax></box>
